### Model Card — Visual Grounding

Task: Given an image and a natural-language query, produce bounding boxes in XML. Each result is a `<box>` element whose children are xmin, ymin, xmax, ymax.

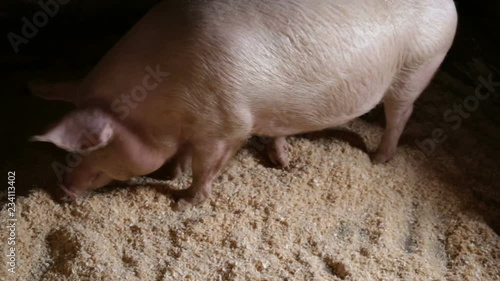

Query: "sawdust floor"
<box><xmin>1</xmin><ymin>70</ymin><xmax>500</xmax><ymax>280</ymax></box>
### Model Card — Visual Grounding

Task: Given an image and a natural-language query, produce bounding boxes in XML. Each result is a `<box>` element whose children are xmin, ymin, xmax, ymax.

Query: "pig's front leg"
<box><xmin>167</xmin><ymin>145</ymin><xmax>192</xmax><ymax>180</ymax></box>
<box><xmin>172</xmin><ymin>139</ymin><xmax>244</xmax><ymax>208</ymax></box>
<box><xmin>266</xmin><ymin>137</ymin><xmax>289</xmax><ymax>168</ymax></box>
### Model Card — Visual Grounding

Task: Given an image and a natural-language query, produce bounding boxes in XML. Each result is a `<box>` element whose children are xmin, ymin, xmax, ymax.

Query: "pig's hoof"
<box><xmin>269</xmin><ymin>150</ymin><xmax>289</xmax><ymax>168</ymax></box>
<box><xmin>267</xmin><ymin>138</ymin><xmax>289</xmax><ymax>168</ymax></box>
<box><xmin>371</xmin><ymin>151</ymin><xmax>394</xmax><ymax>164</ymax></box>
<box><xmin>171</xmin><ymin>189</ymin><xmax>209</xmax><ymax>210</ymax></box>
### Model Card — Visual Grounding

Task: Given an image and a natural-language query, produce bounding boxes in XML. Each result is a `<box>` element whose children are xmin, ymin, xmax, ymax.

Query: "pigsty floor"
<box><xmin>1</xmin><ymin>67</ymin><xmax>500</xmax><ymax>280</ymax></box>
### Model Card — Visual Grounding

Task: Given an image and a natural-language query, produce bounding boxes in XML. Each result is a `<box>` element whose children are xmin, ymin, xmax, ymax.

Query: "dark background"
<box><xmin>0</xmin><ymin>0</ymin><xmax>499</xmax><ymax>93</ymax></box>
<box><xmin>1</xmin><ymin>0</ymin><xmax>499</xmax><ymax>218</ymax></box>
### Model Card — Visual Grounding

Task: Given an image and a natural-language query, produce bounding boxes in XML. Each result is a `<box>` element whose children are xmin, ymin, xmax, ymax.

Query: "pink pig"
<box><xmin>31</xmin><ymin>0</ymin><xmax>458</xmax><ymax>207</ymax></box>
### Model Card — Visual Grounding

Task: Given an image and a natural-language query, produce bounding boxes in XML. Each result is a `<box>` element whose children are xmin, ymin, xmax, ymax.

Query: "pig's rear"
<box><xmin>171</xmin><ymin>0</ymin><xmax>457</xmax><ymax>138</ymax></box>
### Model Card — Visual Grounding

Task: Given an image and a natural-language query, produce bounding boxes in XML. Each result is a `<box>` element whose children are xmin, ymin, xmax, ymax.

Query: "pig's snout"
<box><xmin>59</xmin><ymin>170</ymin><xmax>113</xmax><ymax>200</ymax></box>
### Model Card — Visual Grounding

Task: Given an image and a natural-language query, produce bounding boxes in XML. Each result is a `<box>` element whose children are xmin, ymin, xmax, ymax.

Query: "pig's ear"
<box><xmin>30</xmin><ymin>108</ymin><xmax>115</xmax><ymax>153</ymax></box>
<box><xmin>28</xmin><ymin>79</ymin><xmax>81</xmax><ymax>104</ymax></box>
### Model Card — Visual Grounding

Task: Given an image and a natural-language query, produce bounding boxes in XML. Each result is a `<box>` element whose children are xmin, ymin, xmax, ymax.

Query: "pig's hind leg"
<box><xmin>372</xmin><ymin>54</ymin><xmax>447</xmax><ymax>164</ymax></box>
<box><xmin>172</xmin><ymin>138</ymin><xmax>245</xmax><ymax>208</ymax></box>
<box><xmin>266</xmin><ymin>136</ymin><xmax>289</xmax><ymax>168</ymax></box>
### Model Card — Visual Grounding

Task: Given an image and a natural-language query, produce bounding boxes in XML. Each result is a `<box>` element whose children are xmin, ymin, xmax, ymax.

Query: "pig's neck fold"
<box><xmin>113</xmin><ymin>121</ymin><xmax>169</xmax><ymax>176</ymax></box>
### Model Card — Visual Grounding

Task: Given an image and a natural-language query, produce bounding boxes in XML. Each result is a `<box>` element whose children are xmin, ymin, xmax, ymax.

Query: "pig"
<box><xmin>30</xmin><ymin>0</ymin><xmax>458</xmax><ymax>207</ymax></box>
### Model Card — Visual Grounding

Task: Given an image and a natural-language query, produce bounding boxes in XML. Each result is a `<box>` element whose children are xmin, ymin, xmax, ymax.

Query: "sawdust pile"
<box><xmin>1</xmin><ymin>70</ymin><xmax>499</xmax><ymax>280</ymax></box>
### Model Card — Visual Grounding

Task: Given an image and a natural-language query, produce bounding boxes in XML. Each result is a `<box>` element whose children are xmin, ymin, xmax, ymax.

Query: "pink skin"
<box><xmin>32</xmin><ymin>108</ymin><xmax>172</xmax><ymax>199</ymax></box>
<box><xmin>30</xmin><ymin>0</ymin><xmax>457</xmax><ymax>207</ymax></box>
<box><xmin>60</xmin><ymin>163</ymin><xmax>113</xmax><ymax>200</ymax></box>
<box><xmin>266</xmin><ymin>137</ymin><xmax>289</xmax><ymax>168</ymax></box>
<box><xmin>371</xmin><ymin>53</ymin><xmax>448</xmax><ymax>164</ymax></box>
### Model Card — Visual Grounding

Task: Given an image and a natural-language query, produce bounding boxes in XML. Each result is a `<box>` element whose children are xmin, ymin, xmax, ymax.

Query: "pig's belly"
<box><xmin>252</xmin><ymin>114</ymin><xmax>358</xmax><ymax>137</ymax></box>
<box><xmin>251</xmin><ymin>88</ymin><xmax>386</xmax><ymax>137</ymax></box>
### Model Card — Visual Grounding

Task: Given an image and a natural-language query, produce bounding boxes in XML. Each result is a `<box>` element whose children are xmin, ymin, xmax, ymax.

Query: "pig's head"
<box><xmin>31</xmin><ymin>107</ymin><xmax>169</xmax><ymax>199</ymax></box>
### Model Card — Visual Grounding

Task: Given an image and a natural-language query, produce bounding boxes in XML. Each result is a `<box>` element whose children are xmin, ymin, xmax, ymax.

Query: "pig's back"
<box><xmin>79</xmin><ymin>0</ymin><xmax>457</xmax><ymax>137</ymax></box>
<box><xmin>182</xmin><ymin>0</ymin><xmax>457</xmax><ymax>136</ymax></box>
